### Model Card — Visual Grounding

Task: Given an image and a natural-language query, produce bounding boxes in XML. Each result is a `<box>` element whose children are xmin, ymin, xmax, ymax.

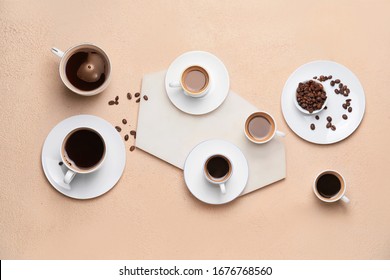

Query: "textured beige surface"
<box><xmin>0</xmin><ymin>0</ymin><xmax>389</xmax><ymax>259</ymax></box>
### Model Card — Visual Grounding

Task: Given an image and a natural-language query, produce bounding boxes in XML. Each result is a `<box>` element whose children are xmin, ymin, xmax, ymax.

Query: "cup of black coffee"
<box><xmin>169</xmin><ymin>65</ymin><xmax>210</xmax><ymax>98</ymax></box>
<box><xmin>204</xmin><ymin>154</ymin><xmax>232</xmax><ymax>194</ymax></box>
<box><xmin>313</xmin><ymin>170</ymin><xmax>350</xmax><ymax>203</ymax></box>
<box><xmin>244</xmin><ymin>112</ymin><xmax>285</xmax><ymax>144</ymax></box>
<box><xmin>51</xmin><ymin>43</ymin><xmax>111</xmax><ymax>96</ymax></box>
<box><xmin>60</xmin><ymin>127</ymin><xmax>106</xmax><ymax>185</ymax></box>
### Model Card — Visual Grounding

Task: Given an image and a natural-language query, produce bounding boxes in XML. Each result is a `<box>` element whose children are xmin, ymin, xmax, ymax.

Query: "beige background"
<box><xmin>1</xmin><ymin>0</ymin><xmax>389</xmax><ymax>259</ymax></box>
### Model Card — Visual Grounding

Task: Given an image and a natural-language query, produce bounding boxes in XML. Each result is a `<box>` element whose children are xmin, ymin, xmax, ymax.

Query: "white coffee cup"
<box><xmin>244</xmin><ymin>111</ymin><xmax>285</xmax><ymax>144</ymax></box>
<box><xmin>51</xmin><ymin>43</ymin><xmax>111</xmax><ymax>96</ymax></box>
<box><xmin>60</xmin><ymin>127</ymin><xmax>106</xmax><ymax>189</ymax></box>
<box><xmin>313</xmin><ymin>170</ymin><xmax>350</xmax><ymax>203</ymax></box>
<box><xmin>204</xmin><ymin>154</ymin><xmax>233</xmax><ymax>194</ymax></box>
<box><xmin>169</xmin><ymin>65</ymin><xmax>210</xmax><ymax>98</ymax></box>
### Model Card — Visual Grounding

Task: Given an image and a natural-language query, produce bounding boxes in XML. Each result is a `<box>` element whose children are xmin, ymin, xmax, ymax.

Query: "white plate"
<box><xmin>281</xmin><ymin>60</ymin><xmax>365</xmax><ymax>144</ymax></box>
<box><xmin>41</xmin><ymin>115</ymin><xmax>126</xmax><ymax>199</ymax></box>
<box><xmin>165</xmin><ymin>51</ymin><xmax>230</xmax><ymax>115</ymax></box>
<box><xmin>184</xmin><ymin>139</ymin><xmax>249</xmax><ymax>205</ymax></box>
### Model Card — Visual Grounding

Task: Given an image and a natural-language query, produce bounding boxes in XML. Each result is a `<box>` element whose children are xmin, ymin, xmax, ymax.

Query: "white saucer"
<box><xmin>281</xmin><ymin>60</ymin><xmax>366</xmax><ymax>144</ymax></box>
<box><xmin>165</xmin><ymin>51</ymin><xmax>230</xmax><ymax>115</ymax></box>
<box><xmin>41</xmin><ymin>115</ymin><xmax>126</xmax><ymax>199</ymax></box>
<box><xmin>184</xmin><ymin>139</ymin><xmax>249</xmax><ymax>205</ymax></box>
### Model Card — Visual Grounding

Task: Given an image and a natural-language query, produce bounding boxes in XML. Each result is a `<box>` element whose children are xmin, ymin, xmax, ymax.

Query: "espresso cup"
<box><xmin>204</xmin><ymin>154</ymin><xmax>232</xmax><ymax>194</ymax></box>
<box><xmin>244</xmin><ymin>112</ymin><xmax>285</xmax><ymax>144</ymax></box>
<box><xmin>60</xmin><ymin>127</ymin><xmax>106</xmax><ymax>187</ymax></box>
<box><xmin>313</xmin><ymin>170</ymin><xmax>350</xmax><ymax>203</ymax></box>
<box><xmin>51</xmin><ymin>43</ymin><xmax>111</xmax><ymax>96</ymax></box>
<box><xmin>169</xmin><ymin>65</ymin><xmax>210</xmax><ymax>98</ymax></box>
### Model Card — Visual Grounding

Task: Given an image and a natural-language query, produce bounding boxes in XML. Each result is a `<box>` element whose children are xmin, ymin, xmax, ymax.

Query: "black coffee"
<box><xmin>64</xmin><ymin>129</ymin><xmax>105</xmax><ymax>169</ymax></box>
<box><xmin>65</xmin><ymin>51</ymin><xmax>106</xmax><ymax>91</ymax></box>
<box><xmin>316</xmin><ymin>173</ymin><xmax>341</xmax><ymax>198</ymax></box>
<box><xmin>206</xmin><ymin>156</ymin><xmax>230</xmax><ymax>179</ymax></box>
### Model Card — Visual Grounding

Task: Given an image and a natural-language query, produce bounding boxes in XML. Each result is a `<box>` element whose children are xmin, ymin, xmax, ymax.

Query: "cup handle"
<box><xmin>341</xmin><ymin>195</ymin><xmax>350</xmax><ymax>203</ymax></box>
<box><xmin>219</xmin><ymin>183</ymin><xmax>226</xmax><ymax>195</ymax></box>
<box><xmin>169</xmin><ymin>81</ymin><xmax>181</xmax><ymax>88</ymax></box>
<box><xmin>276</xmin><ymin>130</ymin><xmax>285</xmax><ymax>137</ymax></box>
<box><xmin>51</xmin><ymin>47</ymin><xmax>64</xmax><ymax>58</ymax></box>
<box><xmin>63</xmin><ymin>169</ymin><xmax>76</xmax><ymax>185</ymax></box>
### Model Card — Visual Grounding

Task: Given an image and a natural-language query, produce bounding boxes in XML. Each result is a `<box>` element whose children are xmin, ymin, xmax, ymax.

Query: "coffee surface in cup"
<box><xmin>64</xmin><ymin>129</ymin><xmax>105</xmax><ymax>169</ymax></box>
<box><xmin>184</xmin><ymin>70</ymin><xmax>206</xmax><ymax>92</ymax></box>
<box><xmin>66</xmin><ymin>51</ymin><xmax>106</xmax><ymax>91</ymax></box>
<box><xmin>248</xmin><ymin>116</ymin><xmax>272</xmax><ymax>139</ymax></box>
<box><xmin>206</xmin><ymin>156</ymin><xmax>230</xmax><ymax>179</ymax></box>
<box><xmin>316</xmin><ymin>173</ymin><xmax>341</xmax><ymax>198</ymax></box>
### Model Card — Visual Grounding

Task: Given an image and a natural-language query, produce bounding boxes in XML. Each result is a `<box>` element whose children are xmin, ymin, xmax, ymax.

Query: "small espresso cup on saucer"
<box><xmin>313</xmin><ymin>170</ymin><xmax>350</xmax><ymax>203</ymax></box>
<box><xmin>244</xmin><ymin>112</ymin><xmax>285</xmax><ymax>144</ymax></box>
<box><xmin>60</xmin><ymin>126</ymin><xmax>106</xmax><ymax>187</ymax></box>
<box><xmin>51</xmin><ymin>43</ymin><xmax>111</xmax><ymax>96</ymax></box>
<box><xmin>169</xmin><ymin>65</ymin><xmax>210</xmax><ymax>98</ymax></box>
<box><xmin>204</xmin><ymin>154</ymin><xmax>232</xmax><ymax>194</ymax></box>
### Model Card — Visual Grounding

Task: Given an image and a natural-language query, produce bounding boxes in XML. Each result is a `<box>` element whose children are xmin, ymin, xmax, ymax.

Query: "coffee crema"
<box><xmin>248</xmin><ymin>117</ymin><xmax>272</xmax><ymax>139</ymax></box>
<box><xmin>63</xmin><ymin>128</ymin><xmax>105</xmax><ymax>170</ymax></box>
<box><xmin>181</xmin><ymin>66</ymin><xmax>209</xmax><ymax>94</ymax></box>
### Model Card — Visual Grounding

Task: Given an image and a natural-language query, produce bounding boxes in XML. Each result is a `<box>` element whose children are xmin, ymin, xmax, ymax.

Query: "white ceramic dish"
<box><xmin>281</xmin><ymin>60</ymin><xmax>365</xmax><ymax>144</ymax></box>
<box><xmin>165</xmin><ymin>51</ymin><xmax>230</xmax><ymax>115</ymax></box>
<box><xmin>41</xmin><ymin>115</ymin><xmax>126</xmax><ymax>199</ymax></box>
<box><xmin>183</xmin><ymin>139</ymin><xmax>248</xmax><ymax>205</ymax></box>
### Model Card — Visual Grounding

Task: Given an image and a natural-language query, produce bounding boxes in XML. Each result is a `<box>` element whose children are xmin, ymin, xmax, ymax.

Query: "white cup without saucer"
<box><xmin>313</xmin><ymin>170</ymin><xmax>350</xmax><ymax>203</ymax></box>
<box><xmin>203</xmin><ymin>154</ymin><xmax>233</xmax><ymax>195</ymax></box>
<box><xmin>51</xmin><ymin>43</ymin><xmax>111</xmax><ymax>96</ymax></box>
<box><xmin>60</xmin><ymin>126</ymin><xmax>106</xmax><ymax>188</ymax></box>
<box><xmin>244</xmin><ymin>111</ymin><xmax>285</xmax><ymax>144</ymax></box>
<box><xmin>169</xmin><ymin>65</ymin><xmax>210</xmax><ymax>98</ymax></box>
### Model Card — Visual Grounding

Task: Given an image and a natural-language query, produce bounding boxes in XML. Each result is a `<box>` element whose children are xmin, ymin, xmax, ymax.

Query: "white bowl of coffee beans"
<box><xmin>294</xmin><ymin>80</ymin><xmax>328</xmax><ymax>114</ymax></box>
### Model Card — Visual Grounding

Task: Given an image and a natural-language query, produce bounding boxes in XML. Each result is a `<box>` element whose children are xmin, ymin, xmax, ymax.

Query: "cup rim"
<box><xmin>244</xmin><ymin>111</ymin><xmax>277</xmax><ymax>144</ymax></box>
<box><xmin>313</xmin><ymin>169</ymin><xmax>346</xmax><ymax>202</ymax></box>
<box><xmin>180</xmin><ymin>65</ymin><xmax>210</xmax><ymax>97</ymax></box>
<box><xmin>294</xmin><ymin>79</ymin><xmax>328</xmax><ymax>115</ymax></box>
<box><xmin>203</xmin><ymin>154</ymin><xmax>233</xmax><ymax>184</ymax></box>
<box><xmin>59</xmin><ymin>43</ymin><xmax>112</xmax><ymax>96</ymax></box>
<box><xmin>60</xmin><ymin>127</ymin><xmax>106</xmax><ymax>174</ymax></box>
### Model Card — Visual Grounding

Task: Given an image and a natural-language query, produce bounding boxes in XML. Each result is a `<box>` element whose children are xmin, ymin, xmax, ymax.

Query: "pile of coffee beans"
<box><xmin>296</xmin><ymin>80</ymin><xmax>327</xmax><ymax>113</ymax></box>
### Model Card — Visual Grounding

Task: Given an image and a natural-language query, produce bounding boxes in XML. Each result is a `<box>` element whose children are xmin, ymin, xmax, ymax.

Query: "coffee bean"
<box><xmin>346</xmin><ymin>99</ymin><xmax>351</xmax><ymax>102</ymax></box>
<box><xmin>136</xmin><ymin>98</ymin><xmax>140</xmax><ymax>103</ymax></box>
<box><xmin>335</xmin><ymin>79</ymin><xmax>340</xmax><ymax>83</ymax></box>
<box><xmin>122</xmin><ymin>119</ymin><xmax>127</xmax><ymax>124</ymax></box>
<box><xmin>310</xmin><ymin>123</ymin><xmax>315</xmax><ymax>130</ymax></box>
<box><xmin>348</xmin><ymin>107</ymin><xmax>352</xmax><ymax>113</ymax></box>
<box><xmin>130</xmin><ymin>130</ymin><xmax>136</xmax><ymax>136</ymax></box>
<box><xmin>124</xmin><ymin>134</ymin><xmax>129</xmax><ymax>141</ymax></box>
<box><xmin>115</xmin><ymin>96</ymin><xmax>119</xmax><ymax>101</ymax></box>
<box><xmin>143</xmin><ymin>95</ymin><xmax>148</xmax><ymax>101</ymax></box>
<box><xmin>326</xmin><ymin>123</ymin><xmax>331</xmax><ymax>128</ymax></box>
<box><xmin>324</xmin><ymin>106</ymin><xmax>327</xmax><ymax>110</ymax></box>
<box><xmin>330</xmin><ymin>80</ymin><xmax>335</xmax><ymax>86</ymax></box>
<box><xmin>342</xmin><ymin>114</ymin><xmax>348</xmax><ymax>120</ymax></box>
<box><xmin>313</xmin><ymin>76</ymin><xmax>317</xmax><ymax>79</ymax></box>
<box><xmin>130</xmin><ymin>145</ymin><xmax>135</xmax><ymax>152</ymax></box>
<box><xmin>342</xmin><ymin>104</ymin><xmax>348</xmax><ymax>109</ymax></box>
<box><xmin>335</xmin><ymin>89</ymin><xmax>339</xmax><ymax>94</ymax></box>
<box><xmin>327</xmin><ymin>116</ymin><xmax>332</xmax><ymax>122</ymax></box>
<box><xmin>331</xmin><ymin>125</ymin><xmax>336</xmax><ymax>131</ymax></box>
<box><xmin>135</xmin><ymin>92</ymin><xmax>140</xmax><ymax>98</ymax></box>
<box><xmin>115</xmin><ymin>126</ymin><xmax>122</xmax><ymax>132</ymax></box>
<box><xmin>339</xmin><ymin>83</ymin><xmax>343</xmax><ymax>89</ymax></box>
<box><xmin>115</xmin><ymin>101</ymin><xmax>119</xmax><ymax>105</ymax></box>
<box><xmin>127</xmin><ymin>92</ymin><xmax>132</xmax><ymax>100</ymax></box>
<box><xmin>346</xmin><ymin>88</ymin><xmax>350</xmax><ymax>94</ymax></box>
<box><xmin>108</xmin><ymin>100</ymin><xmax>115</xmax><ymax>105</ymax></box>
<box><xmin>315</xmin><ymin>115</ymin><xmax>319</xmax><ymax>120</ymax></box>
<box><xmin>59</xmin><ymin>161</ymin><xmax>63</xmax><ymax>166</ymax></box>
<box><xmin>328</xmin><ymin>75</ymin><xmax>332</xmax><ymax>79</ymax></box>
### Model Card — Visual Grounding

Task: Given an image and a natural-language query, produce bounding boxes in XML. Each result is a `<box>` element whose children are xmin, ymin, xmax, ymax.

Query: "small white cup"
<box><xmin>294</xmin><ymin>80</ymin><xmax>328</xmax><ymax>115</ymax></box>
<box><xmin>204</xmin><ymin>154</ymin><xmax>233</xmax><ymax>195</ymax></box>
<box><xmin>51</xmin><ymin>43</ymin><xmax>111</xmax><ymax>96</ymax></box>
<box><xmin>244</xmin><ymin>111</ymin><xmax>285</xmax><ymax>144</ymax></box>
<box><xmin>60</xmin><ymin>127</ymin><xmax>106</xmax><ymax>189</ymax></box>
<box><xmin>313</xmin><ymin>170</ymin><xmax>350</xmax><ymax>203</ymax></box>
<box><xmin>169</xmin><ymin>65</ymin><xmax>210</xmax><ymax>98</ymax></box>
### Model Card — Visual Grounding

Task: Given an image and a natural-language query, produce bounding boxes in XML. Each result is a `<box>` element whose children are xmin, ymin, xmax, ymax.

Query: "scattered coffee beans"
<box><xmin>335</xmin><ymin>79</ymin><xmax>340</xmax><ymax>83</ymax></box>
<box><xmin>59</xmin><ymin>161</ymin><xmax>63</xmax><ymax>166</ymax></box>
<box><xmin>136</xmin><ymin>98</ymin><xmax>140</xmax><ymax>103</ymax></box>
<box><xmin>324</xmin><ymin>106</ymin><xmax>327</xmax><ymax>110</ymax></box>
<box><xmin>327</xmin><ymin>116</ymin><xmax>332</xmax><ymax>122</ymax></box>
<box><xmin>130</xmin><ymin>130</ymin><xmax>136</xmax><ymax>136</ymax></box>
<box><xmin>296</xmin><ymin>80</ymin><xmax>327</xmax><ymax>113</ymax></box>
<box><xmin>348</xmin><ymin>107</ymin><xmax>352</xmax><ymax>113</ymax></box>
<box><xmin>127</xmin><ymin>92</ymin><xmax>132</xmax><ymax>100</ymax></box>
<box><xmin>330</xmin><ymin>80</ymin><xmax>335</xmax><ymax>86</ymax></box>
<box><xmin>331</xmin><ymin>125</ymin><xmax>336</xmax><ymax>131</ymax></box>
<box><xmin>135</xmin><ymin>92</ymin><xmax>140</xmax><ymax>98</ymax></box>
<box><xmin>122</xmin><ymin>119</ymin><xmax>127</xmax><ymax>124</ymax></box>
<box><xmin>143</xmin><ymin>95</ymin><xmax>148</xmax><ymax>101</ymax></box>
<box><xmin>342</xmin><ymin>104</ymin><xmax>348</xmax><ymax>109</ymax></box>
<box><xmin>130</xmin><ymin>146</ymin><xmax>135</xmax><ymax>152</ymax></box>
<box><xmin>108</xmin><ymin>100</ymin><xmax>115</xmax><ymax>105</ymax></box>
<box><xmin>342</xmin><ymin>114</ymin><xmax>348</xmax><ymax>120</ymax></box>
<box><xmin>315</xmin><ymin>115</ymin><xmax>319</xmax><ymax>120</ymax></box>
<box><xmin>115</xmin><ymin>126</ymin><xmax>121</xmax><ymax>132</ymax></box>
<box><xmin>124</xmin><ymin>134</ymin><xmax>129</xmax><ymax>141</ymax></box>
<box><xmin>115</xmin><ymin>96</ymin><xmax>119</xmax><ymax>101</ymax></box>
<box><xmin>310</xmin><ymin>123</ymin><xmax>315</xmax><ymax>130</ymax></box>
<box><xmin>326</xmin><ymin>123</ymin><xmax>331</xmax><ymax>128</ymax></box>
